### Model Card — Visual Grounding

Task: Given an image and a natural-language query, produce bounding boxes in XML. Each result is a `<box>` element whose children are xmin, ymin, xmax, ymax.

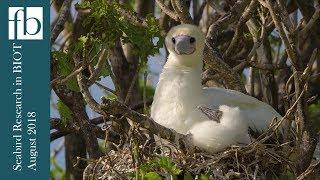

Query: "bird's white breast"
<box><xmin>151</xmin><ymin>61</ymin><xmax>206</xmax><ymax>134</ymax></box>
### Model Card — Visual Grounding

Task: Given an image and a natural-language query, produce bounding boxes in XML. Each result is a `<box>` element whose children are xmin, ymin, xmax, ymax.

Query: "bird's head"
<box><xmin>165</xmin><ymin>24</ymin><xmax>205</xmax><ymax>68</ymax></box>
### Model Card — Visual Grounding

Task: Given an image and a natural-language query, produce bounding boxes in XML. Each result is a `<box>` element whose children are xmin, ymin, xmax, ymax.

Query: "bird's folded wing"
<box><xmin>203</xmin><ymin>87</ymin><xmax>266</xmax><ymax>109</ymax></box>
<box><xmin>197</xmin><ymin>105</ymin><xmax>222</xmax><ymax>122</ymax></box>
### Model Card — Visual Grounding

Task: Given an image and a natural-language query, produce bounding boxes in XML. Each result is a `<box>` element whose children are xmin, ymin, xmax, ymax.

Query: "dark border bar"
<box><xmin>1</xmin><ymin>0</ymin><xmax>49</xmax><ymax>179</ymax></box>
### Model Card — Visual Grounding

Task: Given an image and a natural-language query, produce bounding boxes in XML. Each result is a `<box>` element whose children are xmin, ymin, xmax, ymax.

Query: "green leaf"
<box><xmin>50</xmin><ymin>157</ymin><xmax>66</xmax><ymax>180</ymax></box>
<box><xmin>144</xmin><ymin>172</ymin><xmax>162</xmax><ymax>180</ymax></box>
<box><xmin>138</xmin><ymin>78</ymin><xmax>155</xmax><ymax>98</ymax></box>
<box><xmin>140</xmin><ymin>157</ymin><xmax>182</xmax><ymax>175</ymax></box>
<box><xmin>199</xmin><ymin>174</ymin><xmax>210</xmax><ymax>180</ymax></box>
<box><xmin>308</xmin><ymin>100</ymin><xmax>320</xmax><ymax>132</ymax></box>
<box><xmin>52</xmin><ymin>51</ymin><xmax>80</xmax><ymax>92</ymax></box>
<box><xmin>184</xmin><ymin>173</ymin><xmax>194</xmax><ymax>180</ymax></box>
<box><xmin>285</xmin><ymin>170</ymin><xmax>296</xmax><ymax>180</ymax></box>
<box><xmin>104</xmin><ymin>93</ymin><xmax>117</xmax><ymax>101</ymax></box>
<box><xmin>76</xmin><ymin>0</ymin><xmax>164</xmax><ymax>65</ymax></box>
<box><xmin>79</xmin><ymin>35</ymin><xmax>88</xmax><ymax>45</ymax></box>
<box><xmin>57</xmin><ymin>100</ymin><xmax>73</xmax><ymax>126</ymax></box>
<box><xmin>52</xmin><ymin>51</ymin><xmax>70</xmax><ymax>76</ymax></box>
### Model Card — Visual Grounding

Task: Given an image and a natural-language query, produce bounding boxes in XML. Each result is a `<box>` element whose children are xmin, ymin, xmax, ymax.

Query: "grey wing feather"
<box><xmin>197</xmin><ymin>105</ymin><xmax>222</xmax><ymax>123</ymax></box>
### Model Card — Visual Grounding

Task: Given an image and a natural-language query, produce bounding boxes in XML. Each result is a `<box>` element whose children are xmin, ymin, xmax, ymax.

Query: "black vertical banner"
<box><xmin>0</xmin><ymin>1</ymin><xmax>50</xmax><ymax>179</ymax></box>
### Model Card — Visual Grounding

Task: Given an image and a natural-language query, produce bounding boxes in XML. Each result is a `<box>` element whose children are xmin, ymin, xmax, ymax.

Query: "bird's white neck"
<box><xmin>153</xmin><ymin>54</ymin><xmax>204</xmax><ymax>110</ymax></box>
<box><xmin>151</xmin><ymin>54</ymin><xmax>205</xmax><ymax>133</ymax></box>
<box><xmin>162</xmin><ymin>54</ymin><xmax>203</xmax><ymax>94</ymax></box>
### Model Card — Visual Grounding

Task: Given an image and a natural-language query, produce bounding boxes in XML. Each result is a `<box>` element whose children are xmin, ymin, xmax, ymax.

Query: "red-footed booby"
<box><xmin>151</xmin><ymin>24</ymin><xmax>282</xmax><ymax>153</ymax></box>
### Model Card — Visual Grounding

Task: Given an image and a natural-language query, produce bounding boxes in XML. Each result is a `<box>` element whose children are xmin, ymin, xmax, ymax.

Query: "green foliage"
<box><xmin>52</xmin><ymin>51</ymin><xmax>80</xmax><ymax>92</ymax></box>
<box><xmin>141</xmin><ymin>156</ymin><xmax>182</xmax><ymax>175</ymax></box>
<box><xmin>199</xmin><ymin>174</ymin><xmax>210</xmax><ymax>180</ymax></box>
<box><xmin>76</xmin><ymin>0</ymin><xmax>164</xmax><ymax>61</ymax></box>
<box><xmin>144</xmin><ymin>172</ymin><xmax>162</xmax><ymax>180</ymax></box>
<box><xmin>50</xmin><ymin>157</ymin><xmax>66</xmax><ymax>180</ymax></box>
<box><xmin>104</xmin><ymin>93</ymin><xmax>118</xmax><ymax>101</ymax></box>
<box><xmin>130</xmin><ymin>156</ymin><xmax>182</xmax><ymax>179</ymax></box>
<box><xmin>284</xmin><ymin>170</ymin><xmax>296</xmax><ymax>180</ymax></box>
<box><xmin>77</xmin><ymin>35</ymin><xmax>112</xmax><ymax>81</ymax></box>
<box><xmin>183</xmin><ymin>173</ymin><xmax>194</xmax><ymax>180</ymax></box>
<box><xmin>308</xmin><ymin>100</ymin><xmax>320</xmax><ymax>132</ymax></box>
<box><xmin>57</xmin><ymin>100</ymin><xmax>73</xmax><ymax>126</ymax></box>
<box><xmin>138</xmin><ymin>78</ymin><xmax>155</xmax><ymax>98</ymax></box>
<box><xmin>309</xmin><ymin>100</ymin><xmax>320</xmax><ymax>114</ymax></box>
<box><xmin>53</xmin><ymin>0</ymin><xmax>163</xmax><ymax>99</ymax></box>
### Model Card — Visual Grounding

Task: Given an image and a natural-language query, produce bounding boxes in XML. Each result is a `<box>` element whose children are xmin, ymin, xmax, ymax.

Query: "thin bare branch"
<box><xmin>225</xmin><ymin>0</ymin><xmax>258</xmax><ymax>58</ymax></box>
<box><xmin>207</xmin><ymin>0</ymin><xmax>225</xmax><ymax>14</ymax></box>
<box><xmin>100</xmin><ymin>98</ymin><xmax>194</xmax><ymax>151</ymax></box>
<box><xmin>88</xmin><ymin>49</ymin><xmax>107</xmax><ymax>83</ymax></box>
<box><xmin>51</xmin><ymin>0</ymin><xmax>72</xmax><ymax>45</ymax></box>
<box><xmin>172</xmin><ymin>0</ymin><xmax>193</xmax><ymax>23</ymax></box>
<box><xmin>156</xmin><ymin>0</ymin><xmax>180</xmax><ymax>21</ymax></box>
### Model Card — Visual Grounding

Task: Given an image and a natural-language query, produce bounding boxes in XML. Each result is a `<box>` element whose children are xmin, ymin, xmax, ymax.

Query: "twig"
<box><xmin>51</xmin><ymin>65</ymin><xmax>85</xmax><ymax>86</ymax></box>
<box><xmin>117</xmin><ymin>5</ymin><xmax>148</xmax><ymax>27</ymax></box>
<box><xmin>155</xmin><ymin>0</ymin><xmax>180</xmax><ymax>21</ymax></box>
<box><xmin>299</xmin><ymin>7</ymin><xmax>320</xmax><ymax>40</ymax></box>
<box><xmin>50</xmin><ymin>0</ymin><xmax>72</xmax><ymax>45</ymax></box>
<box><xmin>265</xmin><ymin>0</ymin><xmax>299</xmax><ymax>70</ymax></box>
<box><xmin>301</xmin><ymin>49</ymin><xmax>318</xmax><ymax>82</ymax></box>
<box><xmin>143</xmin><ymin>71</ymin><xmax>148</xmax><ymax>114</ymax></box>
<box><xmin>88</xmin><ymin>49</ymin><xmax>107</xmax><ymax>84</ymax></box>
<box><xmin>204</xmin><ymin>0</ymin><xmax>251</xmax><ymax>92</ymax></box>
<box><xmin>74</xmin><ymin>56</ymin><xmax>106</xmax><ymax>115</ymax></box>
<box><xmin>207</xmin><ymin>0</ymin><xmax>225</xmax><ymax>14</ymax></box>
<box><xmin>203</xmin><ymin>44</ymin><xmax>246</xmax><ymax>92</ymax></box>
<box><xmin>100</xmin><ymin>98</ymin><xmax>194</xmax><ymax>152</ymax></box>
<box><xmin>94</xmin><ymin>81</ymin><xmax>115</xmax><ymax>94</ymax></box>
<box><xmin>49</xmin><ymin>97</ymin><xmax>154</xmax><ymax>141</ymax></box>
<box><xmin>172</xmin><ymin>0</ymin><xmax>193</xmax><ymax>23</ymax></box>
<box><xmin>206</xmin><ymin>0</ymin><xmax>251</xmax><ymax>43</ymax></box>
<box><xmin>225</xmin><ymin>0</ymin><xmax>258</xmax><ymax>58</ymax></box>
<box><xmin>297</xmin><ymin>160</ymin><xmax>320</xmax><ymax>180</ymax></box>
<box><xmin>253</xmin><ymin>83</ymin><xmax>307</xmax><ymax>145</ymax></box>
<box><xmin>194</xmin><ymin>0</ymin><xmax>207</xmax><ymax>25</ymax></box>
<box><xmin>124</xmin><ymin>67</ymin><xmax>139</xmax><ymax>105</ymax></box>
<box><xmin>50</xmin><ymin>118</ymin><xmax>106</xmax><ymax>142</ymax></box>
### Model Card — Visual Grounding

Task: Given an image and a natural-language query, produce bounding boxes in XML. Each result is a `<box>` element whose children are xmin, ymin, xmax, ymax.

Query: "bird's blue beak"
<box><xmin>172</xmin><ymin>35</ymin><xmax>196</xmax><ymax>55</ymax></box>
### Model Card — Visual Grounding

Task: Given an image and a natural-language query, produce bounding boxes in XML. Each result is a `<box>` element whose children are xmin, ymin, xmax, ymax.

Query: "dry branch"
<box><xmin>50</xmin><ymin>117</ymin><xmax>106</xmax><ymax>141</ymax></box>
<box><xmin>156</xmin><ymin>0</ymin><xmax>180</xmax><ymax>21</ymax></box>
<box><xmin>203</xmin><ymin>0</ymin><xmax>252</xmax><ymax>92</ymax></box>
<box><xmin>207</xmin><ymin>0</ymin><xmax>225</xmax><ymax>14</ymax></box>
<box><xmin>172</xmin><ymin>0</ymin><xmax>193</xmax><ymax>24</ymax></box>
<box><xmin>225</xmin><ymin>0</ymin><xmax>258</xmax><ymax>58</ymax></box>
<box><xmin>297</xmin><ymin>160</ymin><xmax>320</xmax><ymax>180</ymax></box>
<box><xmin>50</xmin><ymin>0</ymin><xmax>72</xmax><ymax>45</ymax></box>
<box><xmin>100</xmin><ymin>98</ymin><xmax>194</xmax><ymax>151</ymax></box>
<box><xmin>194</xmin><ymin>0</ymin><xmax>207</xmax><ymax>25</ymax></box>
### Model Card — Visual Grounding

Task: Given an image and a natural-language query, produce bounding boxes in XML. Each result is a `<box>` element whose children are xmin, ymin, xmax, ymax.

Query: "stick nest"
<box><xmin>82</xmin><ymin>128</ymin><xmax>298</xmax><ymax>180</ymax></box>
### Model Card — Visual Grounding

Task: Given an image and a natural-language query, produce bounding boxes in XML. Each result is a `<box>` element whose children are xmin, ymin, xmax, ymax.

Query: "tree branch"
<box><xmin>100</xmin><ymin>98</ymin><xmax>194</xmax><ymax>151</ymax></box>
<box><xmin>50</xmin><ymin>0</ymin><xmax>72</xmax><ymax>45</ymax></box>
<box><xmin>156</xmin><ymin>0</ymin><xmax>180</xmax><ymax>21</ymax></box>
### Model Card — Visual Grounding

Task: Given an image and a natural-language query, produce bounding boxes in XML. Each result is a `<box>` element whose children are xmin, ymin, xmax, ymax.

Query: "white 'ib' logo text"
<box><xmin>8</xmin><ymin>7</ymin><xmax>43</xmax><ymax>40</ymax></box>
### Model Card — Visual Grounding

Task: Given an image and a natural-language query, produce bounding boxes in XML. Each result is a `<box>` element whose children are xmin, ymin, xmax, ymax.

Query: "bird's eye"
<box><xmin>172</xmin><ymin>37</ymin><xmax>176</xmax><ymax>44</ymax></box>
<box><xmin>190</xmin><ymin>37</ymin><xmax>195</xmax><ymax>43</ymax></box>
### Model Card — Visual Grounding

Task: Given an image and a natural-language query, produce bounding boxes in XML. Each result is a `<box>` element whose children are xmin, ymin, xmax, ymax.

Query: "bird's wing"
<box><xmin>197</xmin><ymin>105</ymin><xmax>222</xmax><ymax>122</ymax></box>
<box><xmin>202</xmin><ymin>87</ymin><xmax>270</xmax><ymax>109</ymax></box>
<box><xmin>202</xmin><ymin>87</ymin><xmax>282</xmax><ymax>131</ymax></box>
